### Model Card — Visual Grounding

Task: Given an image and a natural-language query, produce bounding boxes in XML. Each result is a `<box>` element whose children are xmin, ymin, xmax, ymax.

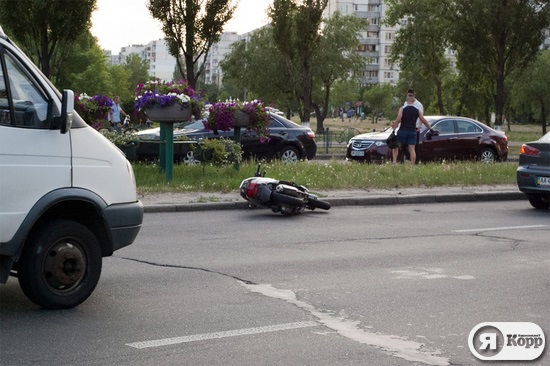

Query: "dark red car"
<box><xmin>346</xmin><ymin>116</ymin><xmax>508</xmax><ymax>163</ymax></box>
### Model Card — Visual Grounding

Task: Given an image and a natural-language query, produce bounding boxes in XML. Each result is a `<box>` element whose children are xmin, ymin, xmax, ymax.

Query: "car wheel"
<box><xmin>527</xmin><ymin>194</ymin><xmax>550</xmax><ymax>210</ymax></box>
<box><xmin>280</xmin><ymin>146</ymin><xmax>300</xmax><ymax>163</ymax></box>
<box><xmin>183</xmin><ymin>151</ymin><xmax>200</xmax><ymax>165</ymax></box>
<box><xmin>479</xmin><ymin>147</ymin><xmax>496</xmax><ymax>163</ymax></box>
<box><xmin>17</xmin><ymin>219</ymin><xmax>102</xmax><ymax>309</ymax></box>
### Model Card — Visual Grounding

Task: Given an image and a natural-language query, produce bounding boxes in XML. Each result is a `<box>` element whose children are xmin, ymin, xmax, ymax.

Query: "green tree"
<box><xmin>511</xmin><ymin>51</ymin><xmax>550</xmax><ymax>135</ymax></box>
<box><xmin>0</xmin><ymin>0</ymin><xmax>96</xmax><ymax>81</ymax></box>
<box><xmin>68</xmin><ymin>38</ymin><xmax>113</xmax><ymax>96</ymax></box>
<box><xmin>385</xmin><ymin>0</ymin><xmax>450</xmax><ymax>115</ymax></box>
<box><xmin>125</xmin><ymin>54</ymin><xmax>150</xmax><ymax>94</ymax></box>
<box><xmin>330</xmin><ymin>79</ymin><xmax>360</xmax><ymax>118</ymax></box>
<box><xmin>269</xmin><ymin>0</ymin><xmax>328</xmax><ymax>125</ymax></box>
<box><xmin>362</xmin><ymin>84</ymin><xmax>395</xmax><ymax>124</ymax></box>
<box><xmin>221</xmin><ymin>27</ymin><xmax>299</xmax><ymax>116</ymax></box>
<box><xmin>148</xmin><ymin>0</ymin><xmax>235</xmax><ymax>89</ymax></box>
<box><xmin>447</xmin><ymin>0</ymin><xmax>550</xmax><ymax>127</ymax></box>
<box><xmin>311</xmin><ymin>12</ymin><xmax>366</xmax><ymax>133</ymax></box>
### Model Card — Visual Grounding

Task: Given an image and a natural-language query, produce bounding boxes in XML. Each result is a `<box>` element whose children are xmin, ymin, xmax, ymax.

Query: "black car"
<box><xmin>516</xmin><ymin>131</ymin><xmax>550</xmax><ymax>209</ymax></box>
<box><xmin>346</xmin><ymin>116</ymin><xmax>508</xmax><ymax>163</ymax></box>
<box><xmin>136</xmin><ymin>113</ymin><xmax>317</xmax><ymax>163</ymax></box>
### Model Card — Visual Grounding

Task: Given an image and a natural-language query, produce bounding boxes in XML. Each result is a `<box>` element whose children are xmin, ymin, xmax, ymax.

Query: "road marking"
<box><xmin>125</xmin><ymin>321</ymin><xmax>318</xmax><ymax>349</ymax></box>
<box><xmin>392</xmin><ymin>269</ymin><xmax>475</xmax><ymax>280</ymax></box>
<box><xmin>453</xmin><ymin>224</ymin><xmax>548</xmax><ymax>233</ymax></box>
<box><xmin>242</xmin><ymin>282</ymin><xmax>450</xmax><ymax>366</ymax></box>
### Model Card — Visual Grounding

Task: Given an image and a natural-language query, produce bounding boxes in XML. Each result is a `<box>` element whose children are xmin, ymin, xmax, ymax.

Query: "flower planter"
<box><xmin>234</xmin><ymin>110</ymin><xmax>250</xmax><ymax>127</ymax></box>
<box><xmin>146</xmin><ymin>104</ymin><xmax>192</xmax><ymax>123</ymax></box>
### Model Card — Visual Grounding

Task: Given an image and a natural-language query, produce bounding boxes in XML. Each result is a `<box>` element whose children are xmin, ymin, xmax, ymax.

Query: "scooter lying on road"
<box><xmin>239</xmin><ymin>164</ymin><xmax>331</xmax><ymax>215</ymax></box>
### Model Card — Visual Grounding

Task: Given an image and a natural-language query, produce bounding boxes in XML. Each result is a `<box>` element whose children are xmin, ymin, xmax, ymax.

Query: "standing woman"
<box><xmin>109</xmin><ymin>96</ymin><xmax>128</xmax><ymax>132</ymax></box>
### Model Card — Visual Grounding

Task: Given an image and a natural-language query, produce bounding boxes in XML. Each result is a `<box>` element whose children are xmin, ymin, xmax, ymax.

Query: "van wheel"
<box><xmin>280</xmin><ymin>146</ymin><xmax>300</xmax><ymax>163</ymax></box>
<box><xmin>18</xmin><ymin>219</ymin><xmax>102</xmax><ymax>309</ymax></box>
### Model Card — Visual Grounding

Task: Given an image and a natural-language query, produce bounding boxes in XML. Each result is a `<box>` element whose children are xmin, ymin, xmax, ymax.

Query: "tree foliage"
<box><xmin>221</xmin><ymin>12</ymin><xmax>365</xmax><ymax>130</ymax></box>
<box><xmin>385</xmin><ymin>0</ymin><xmax>450</xmax><ymax>114</ymax></box>
<box><xmin>269</xmin><ymin>0</ymin><xmax>328</xmax><ymax>124</ymax></box>
<box><xmin>148</xmin><ymin>0</ymin><xmax>235</xmax><ymax>89</ymax></box>
<box><xmin>362</xmin><ymin>83</ymin><xmax>395</xmax><ymax>124</ymax></box>
<box><xmin>447</xmin><ymin>0</ymin><xmax>550</xmax><ymax>126</ymax></box>
<box><xmin>511</xmin><ymin>51</ymin><xmax>550</xmax><ymax>134</ymax></box>
<box><xmin>0</xmin><ymin>0</ymin><xmax>96</xmax><ymax>81</ymax></box>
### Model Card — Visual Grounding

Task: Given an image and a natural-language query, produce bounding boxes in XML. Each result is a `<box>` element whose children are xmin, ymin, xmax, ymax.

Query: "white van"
<box><xmin>0</xmin><ymin>27</ymin><xmax>143</xmax><ymax>309</ymax></box>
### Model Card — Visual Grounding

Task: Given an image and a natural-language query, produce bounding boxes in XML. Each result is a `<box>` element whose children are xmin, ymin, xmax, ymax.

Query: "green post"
<box><xmin>325</xmin><ymin>127</ymin><xmax>329</xmax><ymax>153</ymax></box>
<box><xmin>159</xmin><ymin>123</ymin><xmax>166</xmax><ymax>169</ymax></box>
<box><xmin>159</xmin><ymin>122</ymin><xmax>174</xmax><ymax>182</ymax></box>
<box><xmin>233</xmin><ymin>126</ymin><xmax>241</xmax><ymax>171</ymax></box>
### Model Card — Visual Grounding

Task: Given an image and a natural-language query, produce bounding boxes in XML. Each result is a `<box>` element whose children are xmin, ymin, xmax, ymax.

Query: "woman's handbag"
<box><xmin>386</xmin><ymin>130</ymin><xmax>399</xmax><ymax>149</ymax></box>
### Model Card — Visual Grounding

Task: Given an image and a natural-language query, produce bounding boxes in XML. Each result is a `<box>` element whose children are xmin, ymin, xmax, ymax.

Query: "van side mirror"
<box><xmin>60</xmin><ymin>89</ymin><xmax>74</xmax><ymax>134</ymax></box>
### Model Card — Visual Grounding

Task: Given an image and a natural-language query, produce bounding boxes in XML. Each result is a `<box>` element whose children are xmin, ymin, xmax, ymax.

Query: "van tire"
<box><xmin>18</xmin><ymin>219</ymin><xmax>102</xmax><ymax>309</ymax></box>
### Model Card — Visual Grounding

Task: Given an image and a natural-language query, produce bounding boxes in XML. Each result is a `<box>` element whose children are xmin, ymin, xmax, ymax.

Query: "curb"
<box><xmin>143</xmin><ymin>191</ymin><xmax>526</xmax><ymax>213</ymax></box>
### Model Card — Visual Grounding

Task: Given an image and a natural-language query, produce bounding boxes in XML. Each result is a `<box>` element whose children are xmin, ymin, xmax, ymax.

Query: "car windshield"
<box><xmin>175</xmin><ymin>119</ymin><xmax>205</xmax><ymax>130</ymax></box>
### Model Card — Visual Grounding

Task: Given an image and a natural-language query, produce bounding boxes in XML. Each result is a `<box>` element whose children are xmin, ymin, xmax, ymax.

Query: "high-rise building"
<box><xmin>324</xmin><ymin>0</ymin><xmax>399</xmax><ymax>87</ymax></box>
<box><xmin>107</xmin><ymin>39</ymin><xmax>177</xmax><ymax>80</ymax></box>
<box><xmin>203</xmin><ymin>32</ymin><xmax>243</xmax><ymax>86</ymax></box>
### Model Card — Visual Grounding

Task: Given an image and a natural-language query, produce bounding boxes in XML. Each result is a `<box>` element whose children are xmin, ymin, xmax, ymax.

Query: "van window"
<box><xmin>0</xmin><ymin>50</ymin><xmax>48</xmax><ymax>128</ymax></box>
<box><xmin>0</xmin><ymin>62</ymin><xmax>8</xmax><ymax>124</ymax></box>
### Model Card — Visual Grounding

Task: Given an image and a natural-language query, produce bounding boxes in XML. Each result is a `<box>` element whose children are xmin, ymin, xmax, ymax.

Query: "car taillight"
<box><xmin>306</xmin><ymin>131</ymin><xmax>315</xmax><ymax>139</ymax></box>
<box><xmin>520</xmin><ymin>144</ymin><xmax>539</xmax><ymax>156</ymax></box>
<box><xmin>246</xmin><ymin>182</ymin><xmax>260</xmax><ymax>198</ymax></box>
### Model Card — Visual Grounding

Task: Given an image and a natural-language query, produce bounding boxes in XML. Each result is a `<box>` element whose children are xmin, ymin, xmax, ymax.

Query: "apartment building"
<box><xmin>325</xmin><ymin>0</ymin><xmax>399</xmax><ymax>87</ymax></box>
<box><xmin>202</xmin><ymin>32</ymin><xmax>243</xmax><ymax>85</ymax></box>
<box><xmin>107</xmin><ymin>39</ymin><xmax>177</xmax><ymax>80</ymax></box>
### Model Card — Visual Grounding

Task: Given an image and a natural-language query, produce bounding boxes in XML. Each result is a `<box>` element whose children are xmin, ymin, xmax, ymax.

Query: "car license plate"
<box><xmin>351</xmin><ymin>150</ymin><xmax>365</xmax><ymax>157</ymax></box>
<box><xmin>536</xmin><ymin>176</ymin><xmax>550</xmax><ymax>187</ymax></box>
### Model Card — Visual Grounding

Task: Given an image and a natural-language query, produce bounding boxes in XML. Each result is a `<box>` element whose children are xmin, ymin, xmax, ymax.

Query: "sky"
<box><xmin>91</xmin><ymin>0</ymin><xmax>272</xmax><ymax>53</ymax></box>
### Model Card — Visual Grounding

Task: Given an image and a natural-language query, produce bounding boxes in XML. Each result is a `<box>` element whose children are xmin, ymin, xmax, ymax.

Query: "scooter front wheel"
<box><xmin>271</xmin><ymin>192</ymin><xmax>305</xmax><ymax>208</ymax></box>
<box><xmin>307</xmin><ymin>198</ymin><xmax>331</xmax><ymax>210</ymax></box>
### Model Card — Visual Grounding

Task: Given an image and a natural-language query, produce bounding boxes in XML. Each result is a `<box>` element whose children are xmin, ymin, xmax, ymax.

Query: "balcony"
<box><xmin>359</xmin><ymin>51</ymin><xmax>380</xmax><ymax>58</ymax></box>
<box><xmin>354</xmin><ymin>11</ymin><xmax>381</xmax><ymax>19</ymax></box>
<box><xmin>360</xmin><ymin>38</ymin><xmax>379</xmax><ymax>45</ymax></box>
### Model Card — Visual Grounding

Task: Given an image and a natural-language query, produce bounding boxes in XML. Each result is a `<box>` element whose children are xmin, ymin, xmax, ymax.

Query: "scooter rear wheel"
<box><xmin>271</xmin><ymin>192</ymin><xmax>305</xmax><ymax>208</ymax></box>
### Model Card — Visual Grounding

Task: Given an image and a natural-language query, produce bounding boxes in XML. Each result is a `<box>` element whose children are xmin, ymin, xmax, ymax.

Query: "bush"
<box><xmin>199</xmin><ymin>138</ymin><xmax>242</xmax><ymax>166</ymax></box>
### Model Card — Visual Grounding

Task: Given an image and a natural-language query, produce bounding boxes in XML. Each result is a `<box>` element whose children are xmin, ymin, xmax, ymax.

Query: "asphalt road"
<box><xmin>0</xmin><ymin>201</ymin><xmax>548</xmax><ymax>366</ymax></box>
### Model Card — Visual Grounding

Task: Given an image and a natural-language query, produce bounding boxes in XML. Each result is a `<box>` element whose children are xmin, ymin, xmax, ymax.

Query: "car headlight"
<box><xmin>375</xmin><ymin>141</ymin><xmax>386</xmax><ymax>147</ymax></box>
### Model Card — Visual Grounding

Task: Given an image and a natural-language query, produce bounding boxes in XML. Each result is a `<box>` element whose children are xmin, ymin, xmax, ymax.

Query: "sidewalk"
<box><xmin>140</xmin><ymin>184</ymin><xmax>525</xmax><ymax>213</ymax></box>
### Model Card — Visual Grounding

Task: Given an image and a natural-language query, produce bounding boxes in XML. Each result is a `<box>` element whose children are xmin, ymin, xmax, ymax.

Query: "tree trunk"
<box><xmin>40</xmin><ymin>24</ymin><xmax>51</xmax><ymax>78</ymax></box>
<box><xmin>435</xmin><ymin>77</ymin><xmax>445</xmax><ymax>115</ymax></box>
<box><xmin>541</xmin><ymin>103</ymin><xmax>548</xmax><ymax>135</ymax></box>
<box><xmin>301</xmin><ymin>64</ymin><xmax>312</xmax><ymax>126</ymax></box>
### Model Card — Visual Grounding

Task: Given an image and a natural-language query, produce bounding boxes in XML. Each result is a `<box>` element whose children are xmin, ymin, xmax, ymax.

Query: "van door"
<box><xmin>0</xmin><ymin>45</ymin><xmax>71</xmax><ymax>243</ymax></box>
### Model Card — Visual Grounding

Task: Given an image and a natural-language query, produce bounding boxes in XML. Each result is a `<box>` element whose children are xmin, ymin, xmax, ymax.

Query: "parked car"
<box><xmin>346</xmin><ymin>116</ymin><xmax>508</xmax><ymax>163</ymax></box>
<box><xmin>516</xmin><ymin>131</ymin><xmax>550</xmax><ymax>209</ymax></box>
<box><xmin>136</xmin><ymin>113</ymin><xmax>317</xmax><ymax>163</ymax></box>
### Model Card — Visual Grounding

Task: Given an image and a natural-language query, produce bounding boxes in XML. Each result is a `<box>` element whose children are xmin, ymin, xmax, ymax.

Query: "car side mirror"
<box><xmin>426</xmin><ymin>129</ymin><xmax>439</xmax><ymax>140</ymax></box>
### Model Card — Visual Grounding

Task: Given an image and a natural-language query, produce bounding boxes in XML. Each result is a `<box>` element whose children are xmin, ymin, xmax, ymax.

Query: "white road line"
<box><xmin>453</xmin><ymin>224</ymin><xmax>548</xmax><ymax>233</ymax></box>
<box><xmin>126</xmin><ymin>321</ymin><xmax>318</xmax><ymax>349</ymax></box>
